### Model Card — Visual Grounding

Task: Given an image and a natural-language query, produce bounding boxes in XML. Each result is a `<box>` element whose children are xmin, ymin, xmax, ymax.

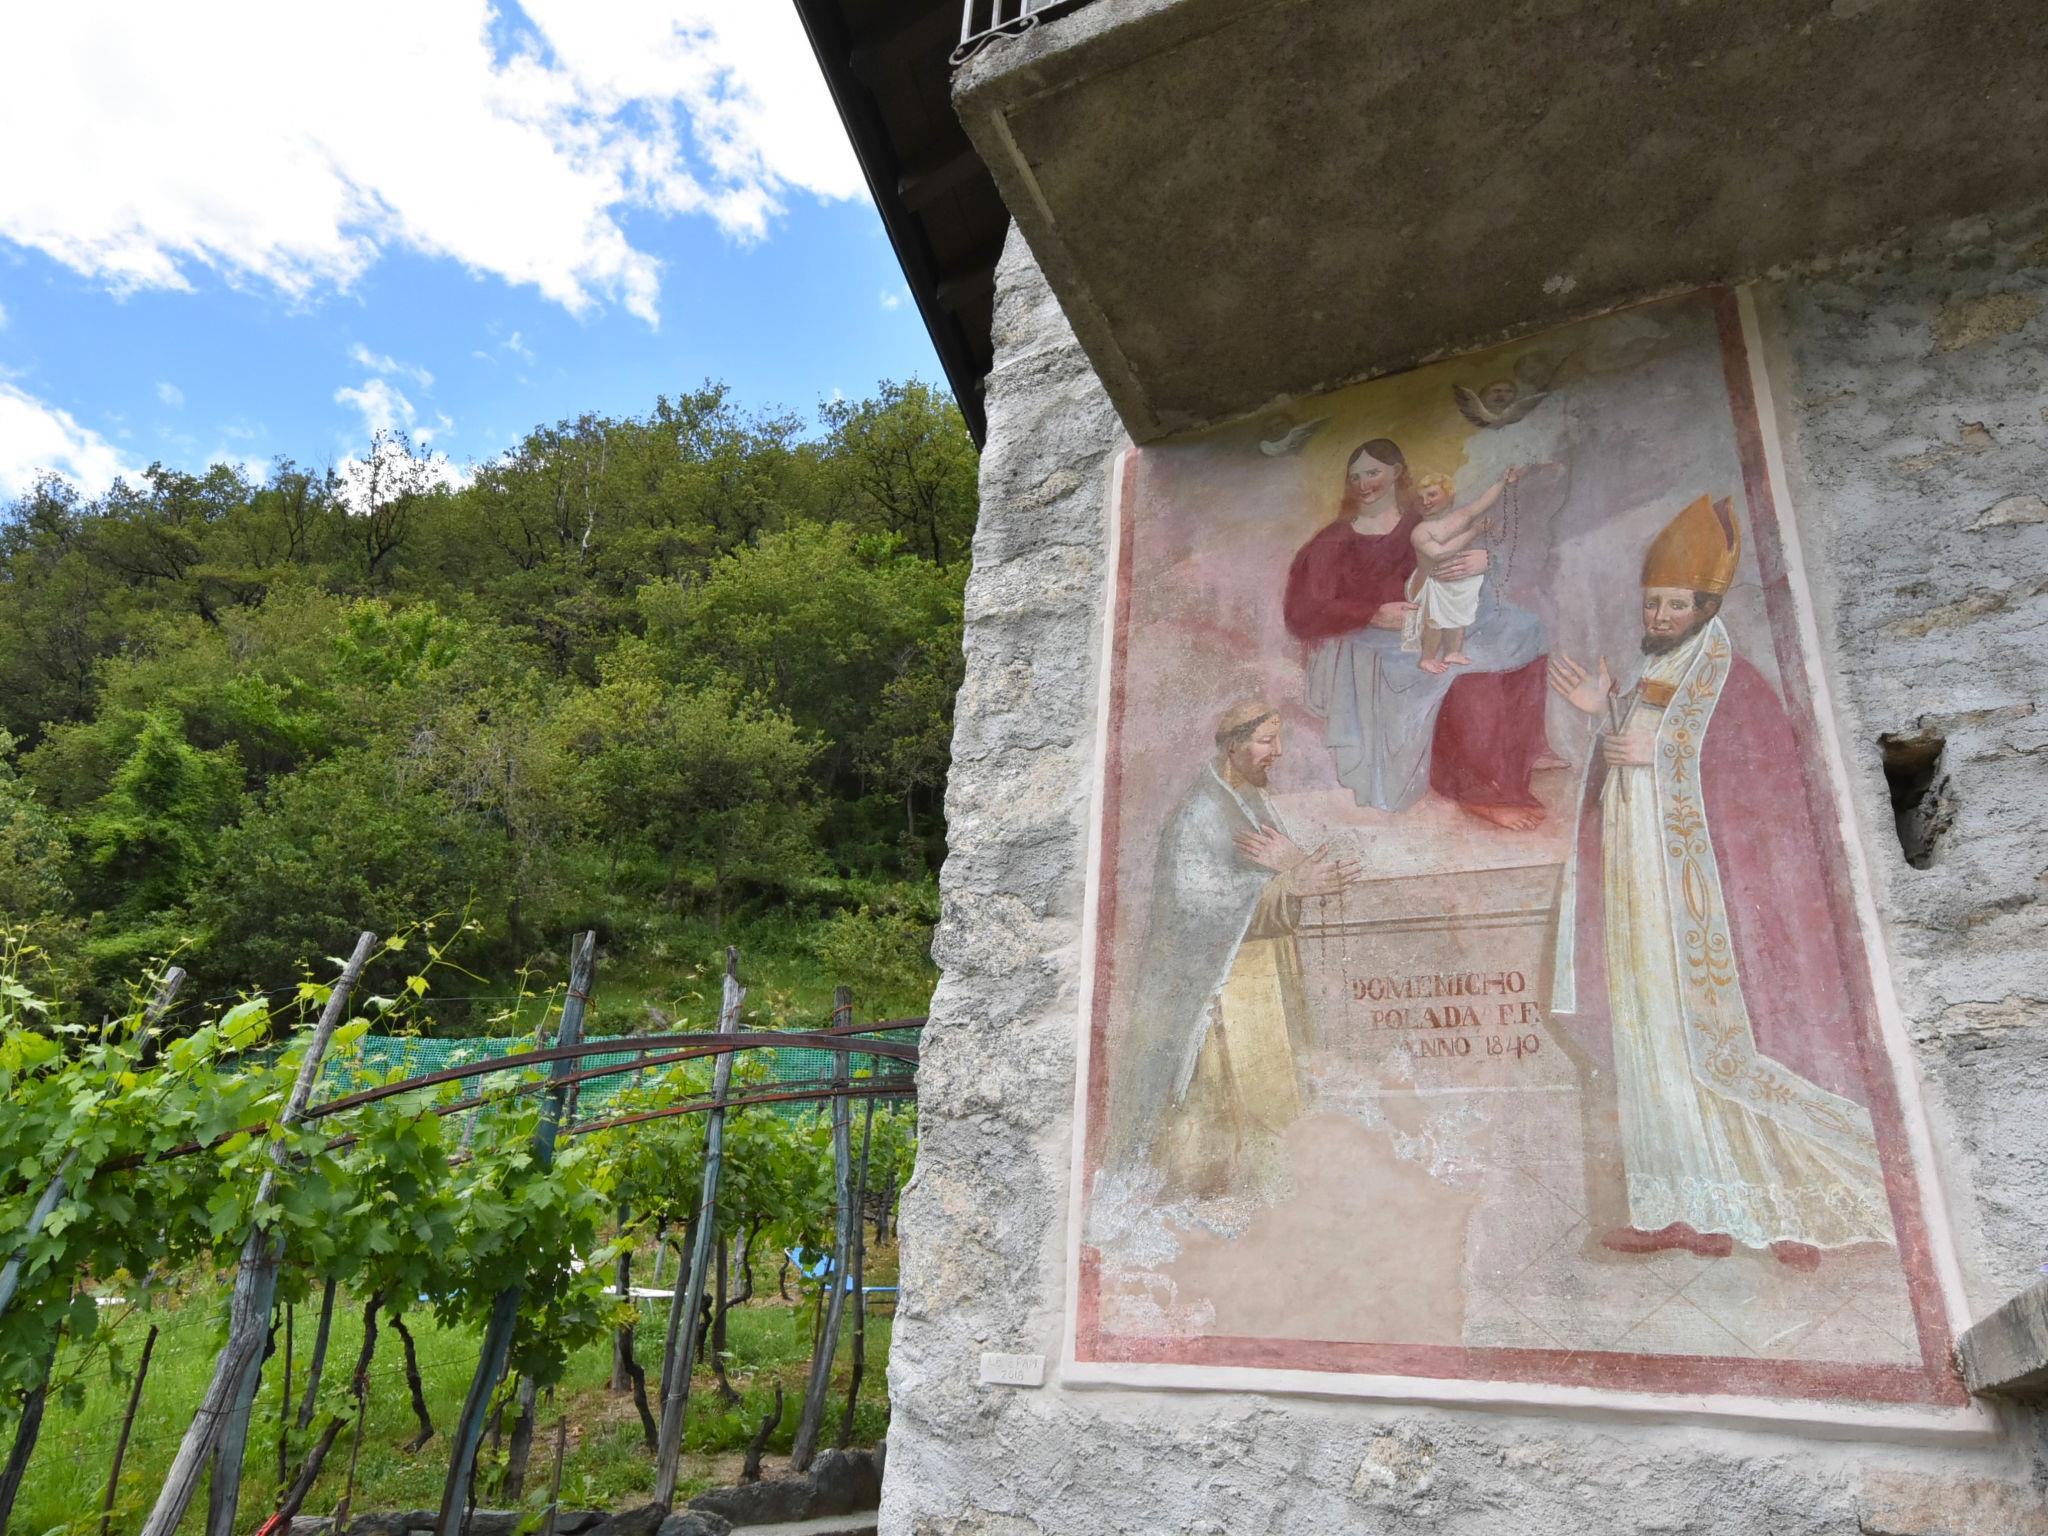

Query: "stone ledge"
<box><xmin>1958</xmin><ymin>1277</ymin><xmax>2048</xmax><ymax>1400</ymax></box>
<box><xmin>954</xmin><ymin>0</ymin><xmax>2048</xmax><ymax>440</ymax></box>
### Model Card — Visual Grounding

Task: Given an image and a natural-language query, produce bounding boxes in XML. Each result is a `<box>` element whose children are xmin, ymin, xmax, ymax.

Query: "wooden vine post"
<box><xmin>790</xmin><ymin>989</ymin><xmax>856</xmax><ymax>1473</ymax></box>
<box><xmin>652</xmin><ymin>947</ymin><xmax>743</xmax><ymax>1506</ymax></box>
<box><xmin>294</xmin><ymin>1275</ymin><xmax>339</xmax><ymax>1430</ymax></box>
<box><xmin>434</xmin><ymin>931</ymin><xmax>596</xmax><ymax>1536</ymax></box>
<box><xmin>538</xmin><ymin>1397</ymin><xmax>570</xmax><ymax>1536</ymax></box>
<box><xmin>610</xmin><ymin>1205</ymin><xmax>634</xmax><ymax>1391</ymax></box>
<box><xmin>99</xmin><ymin>1323</ymin><xmax>159</xmax><ymax>1536</ymax></box>
<box><xmin>205</xmin><ymin>1305</ymin><xmax>272</xmax><ymax>1536</ymax></box>
<box><xmin>140</xmin><ymin>933</ymin><xmax>377</xmax><ymax>1536</ymax></box>
<box><xmin>838</xmin><ymin>1012</ymin><xmax>878</xmax><ymax>1448</ymax></box>
<box><xmin>0</xmin><ymin>1349</ymin><xmax>51</xmax><ymax>1533</ymax></box>
<box><xmin>276</xmin><ymin>1300</ymin><xmax>293</xmax><ymax>1486</ymax></box>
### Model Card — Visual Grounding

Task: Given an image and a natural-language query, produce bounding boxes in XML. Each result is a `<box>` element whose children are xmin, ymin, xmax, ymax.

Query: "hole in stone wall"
<box><xmin>1879</xmin><ymin>732</ymin><xmax>1951</xmax><ymax>869</ymax></box>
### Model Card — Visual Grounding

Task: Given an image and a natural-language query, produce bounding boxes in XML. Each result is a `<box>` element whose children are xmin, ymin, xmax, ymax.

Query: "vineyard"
<box><xmin>0</xmin><ymin>924</ymin><xmax>918</xmax><ymax>1534</ymax></box>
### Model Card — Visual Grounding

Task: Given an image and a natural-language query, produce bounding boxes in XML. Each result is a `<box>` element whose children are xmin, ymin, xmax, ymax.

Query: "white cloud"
<box><xmin>0</xmin><ymin>381</ymin><xmax>138</xmax><ymax>498</ymax></box>
<box><xmin>334</xmin><ymin>376</ymin><xmax>456</xmax><ymax>447</ymax></box>
<box><xmin>349</xmin><ymin>344</ymin><xmax>434</xmax><ymax>390</ymax></box>
<box><xmin>0</xmin><ymin>300</ymin><xmax>8</xmax><ymax>329</ymax></box>
<box><xmin>0</xmin><ymin>4</ymin><xmax>862</xmax><ymax>329</ymax></box>
<box><xmin>879</xmin><ymin>291</ymin><xmax>903</xmax><ymax>312</ymax></box>
<box><xmin>156</xmin><ymin>381</ymin><xmax>184</xmax><ymax>408</ymax></box>
<box><xmin>503</xmin><ymin>331</ymin><xmax>535</xmax><ymax>362</ymax></box>
<box><xmin>334</xmin><ymin>377</ymin><xmax>417</xmax><ymax>438</ymax></box>
<box><xmin>207</xmin><ymin>451</ymin><xmax>274</xmax><ymax>486</ymax></box>
<box><xmin>518</xmin><ymin>2</ymin><xmax>864</xmax><ymax>238</ymax></box>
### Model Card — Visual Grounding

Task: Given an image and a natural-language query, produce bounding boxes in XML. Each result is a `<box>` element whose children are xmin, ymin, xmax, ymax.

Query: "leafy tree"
<box><xmin>193</xmin><ymin>751</ymin><xmax>510</xmax><ymax>985</ymax></box>
<box><xmin>407</xmin><ymin>680</ymin><xmax>582</xmax><ymax>939</ymax></box>
<box><xmin>0</xmin><ymin>734</ymin><xmax>69</xmax><ymax>925</ymax></box>
<box><xmin>556</xmin><ymin>642</ymin><xmax>821</xmax><ymax>926</ymax></box>
<box><xmin>638</xmin><ymin>522</ymin><xmax>964</xmax><ymax>806</ymax></box>
<box><xmin>855</xmin><ymin>612</ymin><xmax>965</xmax><ymax>869</ymax></box>
<box><xmin>88</xmin><ymin>463</ymin><xmax>240</xmax><ymax>599</ymax></box>
<box><xmin>0</xmin><ymin>372</ymin><xmax>975</xmax><ymax>999</ymax></box>
<box><xmin>819</xmin><ymin>381</ymin><xmax>979</xmax><ymax>566</ymax></box>
<box><xmin>339</xmin><ymin>430</ymin><xmax>448</xmax><ymax>586</ymax></box>
<box><xmin>809</xmin><ymin>905</ymin><xmax>936</xmax><ymax>998</ymax></box>
<box><xmin>0</xmin><ymin>477</ymin><xmax>133</xmax><ymax>739</ymax></box>
<box><xmin>73</xmin><ymin>712</ymin><xmax>242</xmax><ymax>919</ymax></box>
<box><xmin>25</xmin><ymin>589</ymin><xmax>352</xmax><ymax>804</ymax></box>
<box><xmin>227</xmin><ymin>458</ymin><xmax>340</xmax><ymax>570</ymax></box>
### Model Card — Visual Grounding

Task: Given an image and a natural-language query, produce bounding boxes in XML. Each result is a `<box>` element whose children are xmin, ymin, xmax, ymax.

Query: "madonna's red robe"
<box><xmin>1283</xmin><ymin>515</ymin><xmax>1550</xmax><ymax>809</ymax></box>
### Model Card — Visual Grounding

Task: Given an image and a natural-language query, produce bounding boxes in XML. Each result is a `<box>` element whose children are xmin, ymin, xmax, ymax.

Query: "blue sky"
<box><xmin>0</xmin><ymin>2</ymin><xmax>943</xmax><ymax>500</ymax></box>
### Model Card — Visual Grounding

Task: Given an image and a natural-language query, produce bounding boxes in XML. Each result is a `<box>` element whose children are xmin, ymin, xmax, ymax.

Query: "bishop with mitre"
<box><xmin>1546</xmin><ymin>495</ymin><xmax>1896</xmax><ymax>1270</ymax></box>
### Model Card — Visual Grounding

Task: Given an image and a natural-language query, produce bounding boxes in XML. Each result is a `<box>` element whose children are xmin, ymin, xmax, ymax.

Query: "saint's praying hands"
<box><xmin>1231</xmin><ymin>827</ymin><xmax>1361</xmax><ymax>896</ymax></box>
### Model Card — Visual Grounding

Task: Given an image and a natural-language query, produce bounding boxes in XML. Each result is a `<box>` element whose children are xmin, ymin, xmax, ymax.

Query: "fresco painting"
<box><xmin>1075</xmin><ymin>290</ymin><xmax>1963</xmax><ymax>1409</ymax></box>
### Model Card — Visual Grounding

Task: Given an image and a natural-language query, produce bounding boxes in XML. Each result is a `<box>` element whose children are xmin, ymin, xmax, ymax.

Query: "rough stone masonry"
<box><xmin>881</xmin><ymin>204</ymin><xmax>2048</xmax><ymax>1535</ymax></box>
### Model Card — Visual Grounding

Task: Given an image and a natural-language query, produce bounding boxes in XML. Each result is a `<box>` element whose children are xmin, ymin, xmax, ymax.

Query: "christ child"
<box><xmin>1407</xmin><ymin>467</ymin><xmax>1521</xmax><ymax>674</ymax></box>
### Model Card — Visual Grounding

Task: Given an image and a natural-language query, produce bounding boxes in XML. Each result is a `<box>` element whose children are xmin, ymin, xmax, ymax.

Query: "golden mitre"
<box><xmin>1642</xmin><ymin>494</ymin><xmax>1741</xmax><ymax>594</ymax></box>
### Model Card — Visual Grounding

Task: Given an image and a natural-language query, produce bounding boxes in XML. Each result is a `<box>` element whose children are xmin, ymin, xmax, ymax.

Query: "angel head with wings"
<box><xmin>1454</xmin><ymin>351</ymin><xmax>1569</xmax><ymax>429</ymax></box>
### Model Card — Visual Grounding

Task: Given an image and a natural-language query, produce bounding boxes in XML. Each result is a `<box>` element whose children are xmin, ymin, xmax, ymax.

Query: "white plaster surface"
<box><xmin>882</xmin><ymin>214</ymin><xmax>2048</xmax><ymax>1533</ymax></box>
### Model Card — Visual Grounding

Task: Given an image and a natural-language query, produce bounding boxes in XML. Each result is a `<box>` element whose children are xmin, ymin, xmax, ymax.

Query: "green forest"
<box><xmin>0</xmin><ymin>378</ymin><xmax>975</xmax><ymax>1026</ymax></box>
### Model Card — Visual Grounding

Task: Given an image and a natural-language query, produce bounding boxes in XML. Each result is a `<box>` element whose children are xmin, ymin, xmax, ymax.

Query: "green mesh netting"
<box><xmin>323</xmin><ymin>1027</ymin><xmax>918</xmax><ymax>1123</ymax></box>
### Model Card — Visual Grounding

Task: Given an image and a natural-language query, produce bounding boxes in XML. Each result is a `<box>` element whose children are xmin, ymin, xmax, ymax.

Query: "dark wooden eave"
<box><xmin>792</xmin><ymin>0</ymin><xmax>1006</xmax><ymax>445</ymax></box>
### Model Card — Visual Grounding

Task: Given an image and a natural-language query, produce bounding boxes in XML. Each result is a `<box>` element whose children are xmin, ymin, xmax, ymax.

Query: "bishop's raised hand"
<box><xmin>1547</xmin><ymin>652</ymin><xmax>1615</xmax><ymax>716</ymax></box>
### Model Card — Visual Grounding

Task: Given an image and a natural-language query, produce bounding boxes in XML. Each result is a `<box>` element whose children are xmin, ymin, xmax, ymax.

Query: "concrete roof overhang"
<box><xmin>953</xmin><ymin>0</ymin><xmax>2048</xmax><ymax>441</ymax></box>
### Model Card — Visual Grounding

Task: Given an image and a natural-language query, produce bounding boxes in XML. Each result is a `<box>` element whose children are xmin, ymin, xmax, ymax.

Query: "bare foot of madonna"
<box><xmin>1444</xmin><ymin>652</ymin><xmax>1473</xmax><ymax>666</ymax></box>
<box><xmin>1460</xmin><ymin>802</ymin><xmax>1545</xmax><ymax>831</ymax></box>
<box><xmin>1419</xmin><ymin>657</ymin><xmax>1449</xmax><ymax>674</ymax></box>
<box><xmin>1770</xmin><ymin>1240</ymin><xmax>1822</xmax><ymax>1272</ymax></box>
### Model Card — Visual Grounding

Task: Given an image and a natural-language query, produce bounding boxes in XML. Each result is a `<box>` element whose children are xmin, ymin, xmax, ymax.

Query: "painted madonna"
<box><xmin>1282</xmin><ymin>438</ymin><xmax>1554</xmax><ymax>829</ymax></box>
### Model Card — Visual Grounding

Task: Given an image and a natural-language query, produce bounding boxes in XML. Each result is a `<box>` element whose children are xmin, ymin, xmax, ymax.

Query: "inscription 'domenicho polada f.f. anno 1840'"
<box><xmin>1071</xmin><ymin>290</ymin><xmax>1970</xmax><ymax>1419</ymax></box>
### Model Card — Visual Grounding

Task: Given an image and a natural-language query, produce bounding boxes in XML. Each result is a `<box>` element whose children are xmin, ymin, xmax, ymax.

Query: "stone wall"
<box><xmin>881</xmin><ymin>213</ymin><xmax>2048</xmax><ymax>1535</ymax></box>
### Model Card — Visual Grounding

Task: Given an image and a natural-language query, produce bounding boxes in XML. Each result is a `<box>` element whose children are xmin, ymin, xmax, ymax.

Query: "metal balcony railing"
<box><xmin>953</xmin><ymin>0</ymin><xmax>1100</xmax><ymax>67</ymax></box>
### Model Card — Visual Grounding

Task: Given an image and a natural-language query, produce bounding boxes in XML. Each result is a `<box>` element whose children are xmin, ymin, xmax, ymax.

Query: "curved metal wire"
<box><xmin>100</xmin><ymin>1026</ymin><xmax>922</xmax><ymax>1171</ymax></box>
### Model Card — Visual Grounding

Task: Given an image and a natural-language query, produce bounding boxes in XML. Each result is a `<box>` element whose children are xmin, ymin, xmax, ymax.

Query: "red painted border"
<box><xmin>1073</xmin><ymin>294</ymin><xmax>1965</xmax><ymax>1408</ymax></box>
<box><xmin>1710</xmin><ymin>293</ymin><xmax>1958</xmax><ymax>1397</ymax></box>
<box><xmin>1081</xmin><ymin>447</ymin><xmax>1142</xmax><ymax>1176</ymax></box>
